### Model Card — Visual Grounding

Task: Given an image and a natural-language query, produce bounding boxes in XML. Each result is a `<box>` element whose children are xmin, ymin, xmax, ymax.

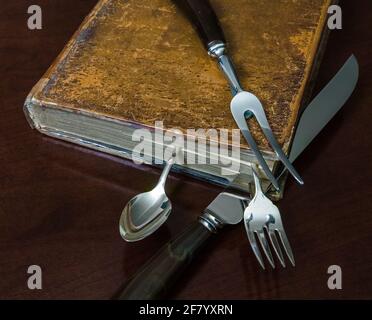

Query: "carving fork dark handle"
<box><xmin>172</xmin><ymin>0</ymin><xmax>225</xmax><ymax>48</ymax></box>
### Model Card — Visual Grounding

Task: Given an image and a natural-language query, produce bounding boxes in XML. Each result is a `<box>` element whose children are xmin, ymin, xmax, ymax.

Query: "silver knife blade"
<box><xmin>208</xmin><ymin>55</ymin><xmax>359</xmax><ymax>224</ymax></box>
<box><xmin>289</xmin><ymin>55</ymin><xmax>359</xmax><ymax>162</ymax></box>
<box><xmin>204</xmin><ymin>191</ymin><xmax>248</xmax><ymax>225</ymax></box>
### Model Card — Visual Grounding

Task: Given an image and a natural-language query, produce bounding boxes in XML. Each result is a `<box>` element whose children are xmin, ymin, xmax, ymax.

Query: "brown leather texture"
<box><xmin>32</xmin><ymin>0</ymin><xmax>330</xmax><ymax>151</ymax></box>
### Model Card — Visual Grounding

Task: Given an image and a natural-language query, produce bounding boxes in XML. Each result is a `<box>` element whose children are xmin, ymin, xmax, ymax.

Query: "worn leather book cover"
<box><xmin>24</xmin><ymin>0</ymin><xmax>332</xmax><ymax>190</ymax></box>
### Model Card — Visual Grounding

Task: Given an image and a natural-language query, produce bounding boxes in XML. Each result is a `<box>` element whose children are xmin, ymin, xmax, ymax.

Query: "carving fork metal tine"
<box><xmin>231</xmin><ymin>106</ymin><xmax>280</xmax><ymax>191</ymax></box>
<box><xmin>248</xmin><ymin>104</ymin><xmax>304</xmax><ymax>185</ymax></box>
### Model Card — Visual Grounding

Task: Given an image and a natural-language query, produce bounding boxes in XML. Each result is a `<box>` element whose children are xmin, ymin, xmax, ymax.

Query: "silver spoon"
<box><xmin>119</xmin><ymin>153</ymin><xmax>176</xmax><ymax>242</ymax></box>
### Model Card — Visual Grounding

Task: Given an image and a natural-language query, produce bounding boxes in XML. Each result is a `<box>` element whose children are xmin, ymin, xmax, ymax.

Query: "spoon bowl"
<box><xmin>119</xmin><ymin>185</ymin><xmax>172</xmax><ymax>241</ymax></box>
<box><xmin>119</xmin><ymin>155</ymin><xmax>175</xmax><ymax>242</ymax></box>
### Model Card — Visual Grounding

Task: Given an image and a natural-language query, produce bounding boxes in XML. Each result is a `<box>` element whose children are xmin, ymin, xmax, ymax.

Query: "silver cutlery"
<box><xmin>119</xmin><ymin>152</ymin><xmax>176</xmax><ymax>242</ymax></box>
<box><xmin>117</xmin><ymin>55</ymin><xmax>358</xmax><ymax>299</ymax></box>
<box><xmin>118</xmin><ymin>177</ymin><xmax>249</xmax><ymax>299</ymax></box>
<box><xmin>172</xmin><ymin>0</ymin><xmax>303</xmax><ymax>190</ymax></box>
<box><xmin>245</xmin><ymin>164</ymin><xmax>294</xmax><ymax>269</ymax></box>
<box><xmin>265</xmin><ymin>55</ymin><xmax>359</xmax><ymax>192</ymax></box>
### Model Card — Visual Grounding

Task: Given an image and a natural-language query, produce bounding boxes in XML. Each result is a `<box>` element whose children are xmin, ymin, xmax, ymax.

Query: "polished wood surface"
<box><xmin>0</xmin><ymin>0</ymin><xmax>371</xmax><ymax>299</ymax></box>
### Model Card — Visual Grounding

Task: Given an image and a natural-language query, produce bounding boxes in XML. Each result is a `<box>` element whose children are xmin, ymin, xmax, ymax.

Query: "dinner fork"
<box><xmin>245</xmin><ymin>164</ymin><xmax>295</xmax><ymax>269</ymax></box>
<box><xmin>172</xmin><ymin>0</ymin><xmax>304</xmax><ymax>190</ymax></box>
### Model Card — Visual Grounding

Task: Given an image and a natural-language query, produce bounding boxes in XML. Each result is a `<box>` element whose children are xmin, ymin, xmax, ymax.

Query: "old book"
<box><xmin>24</xmin><ymin>0</ymin><xmax>332</xmax><ymax>194</ymax></box>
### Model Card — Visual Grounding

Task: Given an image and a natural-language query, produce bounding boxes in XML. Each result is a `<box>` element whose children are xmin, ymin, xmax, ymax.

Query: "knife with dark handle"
<box><xmin>118</xmin><ymin>191</ymin><xmax>247</xmax><ymax>300</ymax></box>
<box><xmin>116</xmin><ymin>55</ymin><xmax>358</xmax><ymax>300</ymax></box>
<box><xmin>118</xmin><ymin>221</ymin><xmax>212</xmax><ymax>300</ymax></box>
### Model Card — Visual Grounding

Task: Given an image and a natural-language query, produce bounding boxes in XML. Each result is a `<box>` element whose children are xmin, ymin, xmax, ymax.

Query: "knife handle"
<box><xmin>117</xmin><ymin>220</ymin><xmax>213</xmax><ymax>300</ymax></box>
<box><xmin>173</xmin><ymin>0</ymin><xmax>225</xmax><ymax>48</ymax></box>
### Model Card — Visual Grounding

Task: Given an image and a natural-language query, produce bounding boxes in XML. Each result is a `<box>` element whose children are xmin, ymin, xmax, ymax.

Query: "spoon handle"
<box><xmin>116</xmin><ymin>220</ymin><xmax>214</xmax><ymax>300</ymax></box>
<box><xmin>157</xmin><ymin>157</ymin><xmax>175</xmax><ymax>188</ymax></box>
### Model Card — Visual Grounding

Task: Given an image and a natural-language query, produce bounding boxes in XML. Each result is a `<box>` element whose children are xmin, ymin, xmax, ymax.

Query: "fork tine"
<box><xmin>246</xmin><ymin>229</ymin><xmax>265</xmax><ymax>269</ymax></box>
<box><xmin>249</xmin><ymin>106</ymin><xmax>304</xmax><ymax>185</ymax></box>
<box><xmin>240</xmin><ymin>128</ymin><xmax>280</xmax><ymax>191</ymax></box>
<box><xmin>267</xmin><ymin>229</ymin><xmax>286</xmax><ymax>268</ymax></box>
<box><xmin>256</xmin><ymin>231</ymin><xmax>275</xmax><ymax>269</ymax></box>
<box><xmin>231</xmin><ymin>108</ymin><xmax>280</xmax><ymax>190</ymax></box>
<box><xmin>262</xmin><ymin>126</ymin><xmax>304</xmax><ymax>185</ymax></box>
<box><xmin>277</xmin><ymin>230</ymin><xmax>296</xmax><ymax>267</ymax></box>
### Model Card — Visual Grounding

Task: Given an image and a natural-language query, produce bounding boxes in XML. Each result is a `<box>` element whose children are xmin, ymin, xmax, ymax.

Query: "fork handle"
<box><xmin>117</xmin><ymin>220</ymin><xmax>214</xmax><ymax>300</ymax></box>
<box><xmin>172</xmin><ymin>0</ymin><xmax>225</xmax><ymax>48</ymax></box>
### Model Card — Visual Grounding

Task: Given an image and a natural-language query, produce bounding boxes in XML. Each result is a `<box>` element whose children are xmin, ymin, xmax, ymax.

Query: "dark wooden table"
<box><xmin>0</xmin><ymin>0</ymin><xmax>371</xmax><ymax>299</ymax></box>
